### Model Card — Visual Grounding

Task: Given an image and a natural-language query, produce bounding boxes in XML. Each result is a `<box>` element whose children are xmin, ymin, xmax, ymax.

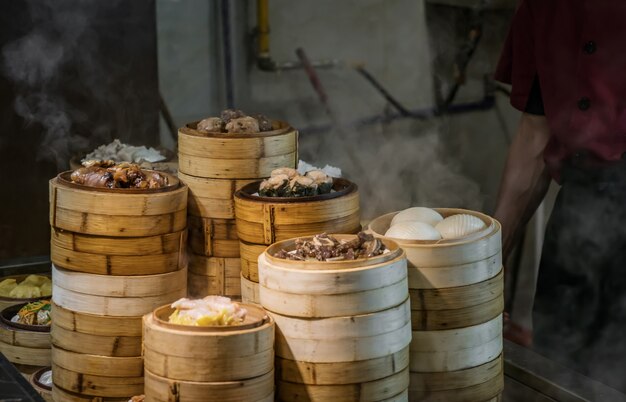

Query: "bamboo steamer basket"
<box><xmin>51</xmin><ymin>302</ymin><xmax>142</xmax><ymax>338</ymax></box>
<box><xmin>51</xmin><ymin>323</ymin><xmax>141</xmax><ymax>357</ymax></box>
<box><xmin>0</xmin><ymin>273</ymin><xmax>52</xmax><ymax>311</ymax></box>
<box><xmin>51</xmin><ymin>228</ymin><xmax>187</xmax><ymax>276</ymax></box>
<box><xmin>368</xmin><ymin>208</ymin><xmax>503</xmax><ymax>401</ymax></box>
<box><xmin>49</xmin><ymin>172</ymin><xmax>187</xmax><ymax>237</ymax></box>
<box><xmin>179</xmin><ymin>172</ymin><xmax>256</xmax><ymax>220</ymax></box>
<box><xmin>52</xmin><ymin>346</ymin><xmax>143</xmax><ymax>377</ymax></box>
<box><xmin>30</xmin><ymin>367</ymin><xmax>53</xmax><ymax>402</ymax></box>
<box><xmin>0</xmin><ymin>303</ymin><xmax>51</xmax><ymax>367</ymax></box>
<box><xmin>258</xmin><ymin>236</ymin><xmax>407</xmax><ymax>318</ymax></box>
<box><xmin>259</xmin><ymin>235</ymin><xmax>411</xmax><ymax>401</ymax></box>
<box><xmin>240</xmin><ymin>241</ymin><xmax>267</xmax><ymax>283</ymax></box>
<box><xmin>241</xmin><ymin>274</ymin><xmax>260</xmax><ymax>304</ymax></box>
<box><xmin>234</xmin><ymin>178</ymin><xmax>360</xmax><ymax>245</ymax></box>
<box><xmin>52</xmin><ymin>385</ymin><xmax>129</xmax><ymax>402</ymax></box>
<box><xmin>143</xmin><ymin>303</ymin><xmax>274</xmax><ymax>382</ymax></box>
<box><xmin>276</xmin><ymin>367</ymin><xmax>409</xmax><ymax>402</ymax></box>
<box><xmin>52</xmin><ymin>363</ymin><xmax>144</xmax><ymax>398</ymax></box>
<box><xmin>187</xmin><ymin>255</ymin><xmax>241</xmax><ymax>298</ymax></box>
<box><xmin>143</xmin><ymin>302</ymin><xmax>275</xmax><ymax>401</ymax></box>
<box><xmin>188</xmin><ymin>215</ymin><xmax>240</xmax><ymax>257</ymax></box>
<box><xmin>144</xmin><ymin>369</ymin><xmax>274</xmax><ymax>402</ymax></box>
<box><xmin>177</xmin><ymin>120</ymin><xmax>298</xmax><ymax>179</ymax></box>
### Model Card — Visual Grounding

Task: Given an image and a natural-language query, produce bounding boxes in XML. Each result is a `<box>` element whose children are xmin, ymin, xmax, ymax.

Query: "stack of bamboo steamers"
<box><xmin>177</xmin><ymin>120</ymin><xmax>298</xmax><ymax>299</ymax></box>
<box><xmin>369</xmin><ymin>209</ymin><xmax>504</xmax><ymax>402</ymax></box>
<box><xmin>48</xmin><ymin>173</ymin><xmax>188</xmax><ymax>401</ymax></box>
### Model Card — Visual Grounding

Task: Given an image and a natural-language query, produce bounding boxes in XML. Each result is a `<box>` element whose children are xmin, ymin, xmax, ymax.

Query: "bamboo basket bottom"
<box><xmin>52</xmin><ymin>385</ymin><xmax>130</xmax><ymax>402</ymax></box>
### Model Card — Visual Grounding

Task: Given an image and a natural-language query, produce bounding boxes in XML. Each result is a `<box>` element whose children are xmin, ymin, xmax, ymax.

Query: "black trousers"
<box><xmin>533</xmin><ymin>163</ymin><xmax>626</xmax><ymax>393</ymax></box>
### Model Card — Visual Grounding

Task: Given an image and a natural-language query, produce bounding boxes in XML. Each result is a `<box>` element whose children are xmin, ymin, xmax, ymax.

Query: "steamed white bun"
<box><xmin>391</xmin><ymin>207</ymin><xmax>443</xmax><ymax>227</ymax></box>
<box><xmin>385</xmin><ymin>221</ymin><xmax>442</xmax><ymax>241</ymax></box>
<box><xmin>435</xmin><ymin>214</ymin><xmax>486</xmax><ymax>239</ymax></box>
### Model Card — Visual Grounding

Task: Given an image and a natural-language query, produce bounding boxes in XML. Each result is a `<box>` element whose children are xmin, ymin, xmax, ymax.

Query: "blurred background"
<box><xmin>0</xmin><ymin>0</ymin><xmax>556</xmax><ymax>351</ymax></box>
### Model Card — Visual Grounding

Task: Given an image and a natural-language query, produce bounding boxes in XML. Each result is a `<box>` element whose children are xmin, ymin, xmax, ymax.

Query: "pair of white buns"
<box><xmin>384</xmin><ymin>207</ymin><xmax>486</xmax><ymax>241</ymax></box>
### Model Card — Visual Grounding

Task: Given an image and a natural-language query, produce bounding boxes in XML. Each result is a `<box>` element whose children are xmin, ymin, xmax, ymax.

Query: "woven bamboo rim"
<box><xmin>239</xmin><ymin>241</ymin><xmax>266</xmax><ymax>282</ymax></box>
<box><xmin>408</xmin><ymin>363</ymin><xmax>504</xmax><ymax>402</ymax></box>
<box><xmin>0</xmin><ymin>340</ymin><xmax>51</xmax><ymax>366</ymax></box>
<box><xmin>143</xmin><ymin>304</ymin><xmax>273</xmax><ymax>382</ymax></box>
<box><xmin>52</xmin><ymin>363</ymin><xmax>144</xmax><ymax>397</ymax></box>
<box><xmin>51</xmin><ymin>227</ymin><xmax>185</xmax><ymax>256</ymax></box>
<box><xmin>411</xmin><ymin>293</ymin><xmax>504</xmax><ymax>331</ymax></box>
<box><xmin>52</xmin><ymin>284</ymin><xmax>186</xmax><ymax>317</ymax></box>
<box><xmin>234</xmin><ymin>182</ymin><xmax>360</xmax><ymax>245</ymax></box>
<box><xmin>368</xmin><ymin>209</ymin><xmax>501</xmax><ymax>268</ymax></box>
<box><xmin>52</xmin><ymin>385</ymin><xmax>129</xmax><ymax>402</ymax></box>
<box><xmin>52</xmin><ymin>265</ymin><xmax>187</xmax><ymax>297</ymax></box>
<box><xmin>276</xmin><ymin>345</ymin><xmax>409</xmax><ymax>385</ymax></box>
<box><xmin>144</xmin><ymin>368</ymin><xmax>275</xmax><ymax>402</ymax></box>
<box><xmin>51</xmin><ymin>302</ymin><xmax>142</xmax><ymax>337</ymax></box>
<box><xmin>51</xmin><ymin>346</ymin><xmax>143</xmax><ymax>377</ymax></box>
<box><xmin>188</xmin><ymin>216</ymin><xmax>240</xmax><ymax>257</ymax></box>
<box><xmin>276</xmin><ymin>367</ymin><xmax>409</xmax><ymax>402</ymax></box>
<box><xmin>50</xmin><ymin>177</ymin><xmax>187</xmax><ymax>237</ymax></box>
<box><xmin>409</xmin><ymin>269</ymin><xmax>504</xmax><ymax>311</ymax></box>
<box><xmin>240</xmin><ymin>273</ymin><xmax>260</xmax><ymax>304</ymax></box>
<box><xmin>51</xmin><ymin>323</ymin><xmax>141</xmax><ymax>357</ymax></box>
<box><xmin>409</xmin><ymin>332</ymin><xmax>503</xmax><ymax>373</ymax></box>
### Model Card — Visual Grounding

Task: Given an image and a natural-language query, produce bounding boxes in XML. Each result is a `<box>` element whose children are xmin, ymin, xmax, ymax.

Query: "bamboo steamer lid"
<box><xmin>52</xmin><ymin>265</ymin><xmax>187</xmax><ymax>297</ymax></box>
<box><xmin>180</xmin><ymin>173</ymin><xmax>256</xmax><ymax>220</ymax></box>
<box><xmin>240</xmin><ymin>274</ymin><xmax>260</xmax><ymax>304</ymax></box>
<box><xmin>234</xmin><ymin>179</ymin><xmax>360</xmax><ymax>245</ymax></box>
<box><xmin>276</xmin><ymin>367</ymin><xmax>410</xmax><ymax>402</ymax></box>
<box><xmin>51</xmin><ymin>229</ymin><xmax>187</xmax><ymax>276</ymax></box>
<box><xmin>272</xmin><ymin>298</ymin><xmax>411</xmax><ymax>363</ymax></box>
<box><xmin>0</xmin><ymin>273</ymin><xmax>52</xmax><ymax>311</ymax></box>
<box><xmin>239</xmin><ymin>241</ymin><xmax>266</xmax><ymax>282</ymax></box>
<box><xmin>258</xmin><ymin>236</ymin><xmax>407</xmax><ymax>318</ymax></box>
<box><xmin>51</xmin><ymin>302</ymin><xmax>142</xmax><ymax>337</ymax></box>
<box><xmin>145</xmin><ymin>369</ymin><xmax>274</xmax><ymax>402</ymax></box>
<box><xmin>187</xmin><ymin>256</ymin><xmax>242</xmax><ymax>298</ymax></box>
<box><xmin>188</xmin><ymin>216</ymin><xmax>240</xmax><ymax>257</ymax></box>
<box><xmin>52</xmin><ymin>346</ymin><xmax>143</xmax><ymax>377</ymax></box>
<box><xmin>49</xmin><ymin>173</ymin><xmax>187</xmax><ymax>237</ymax></box>
<box><xmin>143</xmin><ymin>303</ymin><xmax>274</xmax><ymax>382</ymax></box>
<box><xmin>276</xmin><ymin>345</ymin><xmax>409</xmax><ymax>385</ymax></box>
<box><xmin>29</xmin><ymin>367</ymin><xmax>53</xmax><ymax>402</ymax></box>
<box><xmin>51</xmin><ymin>322</ymin><xmax>141</xmax><ymax>357</ymax></box>
<box><xmin>52</xmin><ymin>283</ymin><xmax>186</xmax><ymax>317</ymax></box>
<box><xmin>178</xmin><ymin>121</ymin><xmax>298</xmax><ymax>179</ymax></box>
<box><xmin>52</xmin><ymin>385</ymin><xmax>129</xmax><ymax>402</ymax></box>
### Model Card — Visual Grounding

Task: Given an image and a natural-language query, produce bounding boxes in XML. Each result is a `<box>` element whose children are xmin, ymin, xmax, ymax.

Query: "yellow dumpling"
<box><xmin>0</xmin><ymin>279</ymin><xmax>17</xmax><ymax>297</ymax></box>
<box><xmin>22</xmin><ymin>275</ymin><xmax>50</xmax><ymax>288</ymax></box>
<box><xmin>9</xmin><ymin>283</ymin><xmax>42</xmax><ymax>299</ymax></box>
<box><xmin>40</xmin><ymin>281</ymin><xmax>52</xmax><ymax>297</ymax></box>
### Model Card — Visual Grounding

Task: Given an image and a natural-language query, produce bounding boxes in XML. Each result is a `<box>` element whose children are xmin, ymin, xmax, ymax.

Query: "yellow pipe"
<box><xmin>257</xmin><ymin>0</ymin><xmax>270</xmax><ymax>58</ymax></box>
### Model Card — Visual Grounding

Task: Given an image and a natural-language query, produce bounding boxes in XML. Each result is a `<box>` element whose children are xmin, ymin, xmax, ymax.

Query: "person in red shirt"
<box><xmin>495</xmin><ymin>0</ymin><xmax>626</xmax><ymax>392</ymax></box>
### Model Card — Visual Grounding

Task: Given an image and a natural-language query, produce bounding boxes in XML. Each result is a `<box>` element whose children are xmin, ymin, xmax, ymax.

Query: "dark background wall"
<box><xmin>0</xmin><ymin>0</ymin><xmax>159</xmax><ymax>262</ymax></box>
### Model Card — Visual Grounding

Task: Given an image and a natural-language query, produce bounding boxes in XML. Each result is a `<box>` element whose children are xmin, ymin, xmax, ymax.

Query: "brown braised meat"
<box><xmin>254</xmin><ymin>114</ymin><xmax>273</xmax><ymax>131</ymax></box>
<box><xmin>197</xmin><ymin>117</ymin><xmax>224</xmax><ymax>133</ymax></box>
<box><xmin>220</xmin><ymin>109</ymin><xmax>246</xmax><ymax>123</ymax></box>
<box><xmin>70</xmin><ymin>161</ymin><xmax>168</xmax><ymax>189</ymax></box>
<box><xmin>225</xmin><ymin>116</ymin><xmax>260</xmax><ymax>133</ymax></box>
<box><xmin>274</xmin><ymin>232</ymin><xmax>386</xmax><ymax>261</ymax></box>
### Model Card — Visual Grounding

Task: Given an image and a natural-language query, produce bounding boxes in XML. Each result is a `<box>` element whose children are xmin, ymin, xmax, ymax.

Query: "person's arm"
<box><xmin>494</xmin><ymin>113</ymin><xmax>552</xmax><ymax>262</ymax></box>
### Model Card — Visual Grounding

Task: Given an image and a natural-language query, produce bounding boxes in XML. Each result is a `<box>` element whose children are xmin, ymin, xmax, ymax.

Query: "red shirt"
<box><xmin>495</xmin><ymin>0</ymin><xmax>626</xmax><ymax>180</ymax></box>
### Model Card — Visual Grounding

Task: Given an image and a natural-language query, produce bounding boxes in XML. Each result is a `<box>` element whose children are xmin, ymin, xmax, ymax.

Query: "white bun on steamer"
<box><xmin>385</xmin><ymin>221</ymin><xmax>442</xmax><ymax>241</ymax></box>
<box><xmin>390</xmin><ymin>207</ymin><xmax>443</xmax><ymax>227</ymax></box>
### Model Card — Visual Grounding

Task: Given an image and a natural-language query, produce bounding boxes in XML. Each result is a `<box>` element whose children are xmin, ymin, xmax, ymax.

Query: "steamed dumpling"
<box><xmin>385</xmin><ymin>221</ymin><xmax>442</xmax><ymax>241</ymax></box>
<box><xmin>435</xmin><ymin>214</ymin><xmax>486</xmax><ymax>239</ymax></box>
<box><xmin>391</xmin><ymin>207</ymin><xmax>444</xmax><ymax>227</ymax></box>
<box><xmin>9</xmin><ymin>283</ymin><xmax>42</xmax><ymax>299</ymax></box>
<box><xmin>0</xmin><ymin>279</ymin><xmax>17</xmax><ymax>297</ymax></box>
